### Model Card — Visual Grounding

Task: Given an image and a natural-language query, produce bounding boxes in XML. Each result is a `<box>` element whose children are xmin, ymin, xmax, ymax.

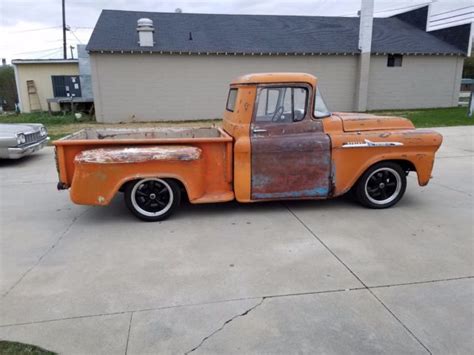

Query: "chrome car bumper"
<box><xmin>7</xmin><ymin>137</ymin><xmax>50</xmax><ymax>159</ymax></box>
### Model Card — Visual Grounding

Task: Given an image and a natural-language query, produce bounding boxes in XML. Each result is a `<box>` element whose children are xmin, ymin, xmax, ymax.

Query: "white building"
<box><xmin>86</xmin><ymin>5</ymin><xmax>472</xmax><ymax>122</ymax></box>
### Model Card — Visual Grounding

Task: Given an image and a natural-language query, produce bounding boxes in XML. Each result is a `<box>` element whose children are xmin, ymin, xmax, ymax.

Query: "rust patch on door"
<box><xmin>251</xmin><ymin>120</ymin><xmax>331</xmax><ymax>199</ymax></box>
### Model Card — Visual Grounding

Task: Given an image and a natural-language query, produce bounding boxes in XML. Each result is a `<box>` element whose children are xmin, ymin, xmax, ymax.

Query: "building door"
<box><xmin>51</xmin><ymin>75</ymin><xmax>82</xmax><ymax>97</ymax></box>
<box><xmin>250</xmin><ymin>85</ymin><xmax>331</xmax><ymax>200</ymax></box>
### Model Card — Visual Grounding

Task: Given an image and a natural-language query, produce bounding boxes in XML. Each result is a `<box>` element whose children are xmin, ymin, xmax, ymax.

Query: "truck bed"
<box><xmin>54</xmin><ymin>127</ymin><xmax>234</xmax><ymax>204</ymax></box>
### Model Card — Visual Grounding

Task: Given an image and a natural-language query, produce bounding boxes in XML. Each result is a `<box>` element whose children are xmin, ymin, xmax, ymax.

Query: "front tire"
<box><xmin>355</xmin><ymin>162</ymin><xmax>406</xmax><ymax>209</ymax></box>
<box><xmin>124</xmin><ymin>178</ymin><xmax>181</xmax><ymax>221</ymax></box>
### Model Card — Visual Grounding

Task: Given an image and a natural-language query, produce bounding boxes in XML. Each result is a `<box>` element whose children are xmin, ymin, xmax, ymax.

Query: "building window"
<box><xmin>226</xmin><ymin>88</ymin><xmax>238</xmax><ymax>112</ymax></box>
<box><xmin>387</xmin><ymin>54</ymin><xmax>403</xmax><ymax>67</ymax></box>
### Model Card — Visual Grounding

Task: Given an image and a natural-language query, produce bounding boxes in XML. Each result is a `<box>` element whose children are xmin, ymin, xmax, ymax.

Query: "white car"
<box><xmin>0</xmin><ymin>123</ymin><xmax>49</xmax><ymax>159</ymax></box>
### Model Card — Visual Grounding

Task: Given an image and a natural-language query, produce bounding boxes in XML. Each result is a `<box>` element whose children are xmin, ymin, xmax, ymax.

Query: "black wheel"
<box><xmin>355</xmin><ymin>162</ymin><xmax>406</xmax><ymax>209</ymax></box>
<box><xmin>124</xmin><ymin>178</ymin><xmax>181</xmax><ymax>221</ymax></box>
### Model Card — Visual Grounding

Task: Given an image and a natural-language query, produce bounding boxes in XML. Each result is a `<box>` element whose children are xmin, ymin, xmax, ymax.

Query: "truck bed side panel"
<box><xmin>54</xmin><ymin>128</ymin><xmax>234</xmax><ymax>205</ymax></box>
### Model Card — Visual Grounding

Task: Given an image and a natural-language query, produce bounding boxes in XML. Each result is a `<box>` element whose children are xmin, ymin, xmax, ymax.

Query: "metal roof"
<box><xmin>86</xmin><ymin>10</ymin><xmax>465</xmax><ymax>56</ymax></box>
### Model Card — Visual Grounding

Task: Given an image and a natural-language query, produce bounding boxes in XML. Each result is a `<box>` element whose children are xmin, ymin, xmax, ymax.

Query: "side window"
<box><xmin>226</xmin><ymin>88</ymin><xmax>238</xmax><ymax>112</ymax></box>
<box><xmin>255</xmin><ymin>87</ymin><xmax>307</xmax><ymax>123</ymax></box>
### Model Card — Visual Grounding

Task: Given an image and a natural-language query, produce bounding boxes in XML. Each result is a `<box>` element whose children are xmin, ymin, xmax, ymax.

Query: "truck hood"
<box><xmin>333</xmin><ymin>112</ymin><xmax>414</xmax><ymax>132</ymax></box>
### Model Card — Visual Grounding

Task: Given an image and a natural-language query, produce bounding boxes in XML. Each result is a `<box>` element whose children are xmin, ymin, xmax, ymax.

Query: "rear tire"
<box><xmin>355</xmin><ymin>162</ymin><xmax>406</xmax><ymax>209</ymax></box>
<box><xmin>124</xmin><ymin>178</ymin><xmax>181</xmax><ymax>221</ymax></box>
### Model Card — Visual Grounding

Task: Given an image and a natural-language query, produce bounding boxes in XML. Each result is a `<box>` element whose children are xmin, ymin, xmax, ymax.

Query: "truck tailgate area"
<box><xmin>54</xmin><ymin>127</ymin><xmax>234</xmax><ymax>205</ymax></box>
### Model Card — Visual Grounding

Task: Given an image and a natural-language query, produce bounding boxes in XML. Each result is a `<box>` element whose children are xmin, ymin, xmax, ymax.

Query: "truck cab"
<box><xmin>224</xmin><ymin>72</ymin><xmax>441</xmax><ymax>204</ymax></box>
<box><xmin>54</xmin><ymin>73</ymin><xmax>442</xmax><ymax>221</ymax></box>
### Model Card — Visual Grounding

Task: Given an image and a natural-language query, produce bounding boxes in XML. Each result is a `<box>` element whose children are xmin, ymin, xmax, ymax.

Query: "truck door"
<box><xmin>250</xmin><ymin>85</ymin><xmax>331</xmax><ymax>200</ymax></box>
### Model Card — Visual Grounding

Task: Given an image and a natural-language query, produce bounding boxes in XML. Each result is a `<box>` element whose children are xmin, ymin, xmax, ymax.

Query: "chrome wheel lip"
<box><xmin>131</xmin><ymin>178</ymin><xmax>174</xmax><ymax>217</ymax></box>
<box><xmin>364</xmin><ymin>167</ymin><xmax>402</xmax><ymax>205</ymax></box>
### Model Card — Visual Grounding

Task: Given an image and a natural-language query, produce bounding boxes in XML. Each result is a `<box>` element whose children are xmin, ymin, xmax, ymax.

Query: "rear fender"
<box><xmin>70</xmin><ymin>146</ymin><xmax>204</xmax><ymax>206</ymax></box>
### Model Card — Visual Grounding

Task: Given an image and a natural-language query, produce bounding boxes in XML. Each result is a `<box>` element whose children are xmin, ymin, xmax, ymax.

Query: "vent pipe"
<box><xmin>358</xmin><ymin>0</ymin><xmax>374</xmax><ymax>53</ymax></box>
<box><xmin>137</xmin><ymin>18</ymin><xmax>154</xmax><ymax>47</ymax></box>
<box><xmin>356</xmin><ymin>0</ymin><xmax>374</xmax><ymax>111</ymax></box>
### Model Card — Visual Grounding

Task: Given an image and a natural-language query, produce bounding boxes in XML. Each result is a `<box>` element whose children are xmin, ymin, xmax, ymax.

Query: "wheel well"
<box><xmin>119</xmin><ymin>177</ymin><xmax>189</xmax><ymax>202</ymax></box>
<box><xmin>349</xmin><ymin>159</ymin><xmax>416</xmax><ymax>194</ymax></box>
<box><xmin>385</xmin><ymin>159</ymin><xmax>416</xmax><ymax>174</ymax></box>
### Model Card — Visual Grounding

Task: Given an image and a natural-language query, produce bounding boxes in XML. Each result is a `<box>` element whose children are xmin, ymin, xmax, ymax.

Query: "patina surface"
<box><xmin>251</xmin><ymin>115</ymin><xmax>331</xmax><ymax>200</ymax></box>
<box><xmin>75</xmin><ymin>146</ymin><xmax>202</xmax><ymax>164</ymax></box>
<box><xmin>54</xmin><ymin>72</ymin><xmax>443</xmax><ymax>209</ymax></box>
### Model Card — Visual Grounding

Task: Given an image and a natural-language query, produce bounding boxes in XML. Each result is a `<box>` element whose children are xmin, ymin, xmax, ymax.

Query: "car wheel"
<box><xmin>355</xmin><ymin>162</ymin><xmax>406</xmax><ymax>209</ymax></box>
<box><xmin>124</xmin><ymin>178</ymin><xmax>181</xmax><ymax>221</ymax></box>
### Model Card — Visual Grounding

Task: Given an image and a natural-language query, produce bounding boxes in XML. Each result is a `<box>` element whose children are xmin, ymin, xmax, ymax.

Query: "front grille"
<box><xmin>25</xmin><ymin>131</ymin><xmax>42</xmax><ymax>144</ymax></box>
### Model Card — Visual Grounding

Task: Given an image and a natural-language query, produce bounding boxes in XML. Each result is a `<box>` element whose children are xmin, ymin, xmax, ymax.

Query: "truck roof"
<box><xmin>231</xmin><ymin>72</ymin><xmax>317</xmax><ymax>86</ymax></box>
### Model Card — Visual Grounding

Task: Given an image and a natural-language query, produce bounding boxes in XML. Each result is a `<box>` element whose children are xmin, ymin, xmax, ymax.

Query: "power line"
<box><xmin>12</xmin><ymin>47</ymin><xmax>63</xmax><ymax>55</ymax></box>
<box><xmin>8</xmin><ymin>26</ymin><xmax>61</xmax><ymax>34</ymax></box>
<box><xmin>68</xmin><ymin>29</ymin><xmax>83</xmax><ymax>44</ymax></box>
<box><xmin>37</xmin><ymin>48</ymin><xmax>63</xmax><ymax>59</ymax></box>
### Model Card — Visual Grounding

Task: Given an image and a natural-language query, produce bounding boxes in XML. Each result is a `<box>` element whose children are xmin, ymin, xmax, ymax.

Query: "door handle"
<box><xmin>252</xmin><ymin>128</ymin><xmax>267</xmax><ymax>134</ymax></box>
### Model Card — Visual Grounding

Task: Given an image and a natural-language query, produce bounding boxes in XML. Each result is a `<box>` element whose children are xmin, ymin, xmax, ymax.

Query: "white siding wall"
<box><xmin>90</xmin><ymin>54</ymin><xmax>358</xmax><ymax>122</ymax></box>
<box><xmin>367</xmin><ymin>55</ymin><xmax>464</xmax><ymax>110</ymax></box>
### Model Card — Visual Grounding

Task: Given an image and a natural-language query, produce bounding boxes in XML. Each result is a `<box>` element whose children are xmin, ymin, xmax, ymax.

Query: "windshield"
<box><xmin>314</xmin><ymin>88</ymin><xmax>331</xmax><ymax>118</ymax></box>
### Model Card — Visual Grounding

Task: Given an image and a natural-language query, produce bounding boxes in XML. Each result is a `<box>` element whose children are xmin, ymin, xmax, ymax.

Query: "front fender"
<box><xmin>329</xmin><ymin>129</ymin><xmax>442</xmax><ymax>196</ymax></box>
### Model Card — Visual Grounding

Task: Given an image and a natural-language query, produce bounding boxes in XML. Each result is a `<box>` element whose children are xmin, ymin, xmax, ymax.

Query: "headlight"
<box><xmin>40</xmin><ymin>127</ymin><xmax>47</xmax><ymax>136</ymax></box>
<box><xmin>17</xmin><ymin>133</ymin><xmax>26</xmax><ymax>145</ymax></box>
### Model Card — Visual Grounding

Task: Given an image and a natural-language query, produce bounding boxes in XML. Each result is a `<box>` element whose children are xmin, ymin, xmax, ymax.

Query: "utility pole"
<box><xmin>62</xmin><ymin>0</ymin><xmax>67</xmax><ymax>59</ymax></box>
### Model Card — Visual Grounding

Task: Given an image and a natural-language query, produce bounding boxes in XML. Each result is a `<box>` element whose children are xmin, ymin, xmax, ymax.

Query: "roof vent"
<box><xmin>137</xmin><ymin>18</ymin><xmax>154</xmax><ymax>47</ymax></box>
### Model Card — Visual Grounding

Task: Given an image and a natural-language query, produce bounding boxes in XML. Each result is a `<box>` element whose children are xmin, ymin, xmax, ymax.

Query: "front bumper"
<box><xmin>7</xmin><ymin>137</ymin><xmax>50</xmax><ymax>159</ymax></box>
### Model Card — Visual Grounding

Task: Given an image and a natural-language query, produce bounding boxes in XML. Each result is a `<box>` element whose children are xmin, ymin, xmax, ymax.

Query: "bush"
<box><xmin>0</xmin><ymin>65</ymin><xmax>18</xmax><ymax>111</ymax></box>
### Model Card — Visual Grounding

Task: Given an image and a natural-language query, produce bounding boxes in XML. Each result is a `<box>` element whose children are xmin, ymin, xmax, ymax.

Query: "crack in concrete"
<box><xmin>124</xmin><ymin>312</ymin><xmax>134</xmax><ymax>355</ymax></box>
<box><xmin>369</xmin><ymin>275</ymin><xmax>474</xmax><ymax>289</ymax></box>
<box><xmin>1</xmin><ymin>207</ymin><xmax>91</xmax><ymax>299</ymax></box>
<box><xmin>284</xmin><ymin>203</ymin><xmax>433</xmax><ymax>354</ymax></box>
<box><xmin>184</xmin><ymin>298</ymin><xmax>265</xmax><ymax>354</ymax></box>
<box><xmin>1</xmin><ymin>276</ymin><xmax>471</xmax><ymax>329</ymax></box>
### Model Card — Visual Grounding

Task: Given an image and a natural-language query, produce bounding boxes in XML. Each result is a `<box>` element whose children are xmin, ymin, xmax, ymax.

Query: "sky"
<box><xmin>1</xmin><ymin>0</ymin><xmax>472</xmax><ymax>63</ymax></box>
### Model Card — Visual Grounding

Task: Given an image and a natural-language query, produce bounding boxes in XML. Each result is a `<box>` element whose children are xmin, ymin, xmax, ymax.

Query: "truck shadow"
<box><xmin>0</xmin><ymin>155</ymin><xmax>37</xmax><ymax>167</ymax></box>
<box><xmin>80</xmin><ymin>186</ymin><xmax>419</xmax><ymax>224</ymax></box>
<box><xmin>82</xmin><ymin>193</ymin><xmax>358</xmax><ymax>224</ymax></box>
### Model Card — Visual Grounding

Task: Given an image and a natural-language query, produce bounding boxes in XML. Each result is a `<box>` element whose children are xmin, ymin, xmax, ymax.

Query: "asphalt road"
<box><xmin>0</xmin><ymin>126</ymin><xmax>472</xmax><ymax>354</ymax></box>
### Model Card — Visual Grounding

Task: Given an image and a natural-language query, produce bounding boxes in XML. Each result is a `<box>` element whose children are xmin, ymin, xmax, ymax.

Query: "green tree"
<box><xmin>463</xmin><ymin>57</ymin><xmax>474</xmax><ymax>79</ymax></box>
<box><xmin>0</xmin><ymin>65</ymin><xmax>18</xmax><ymax>111</ymax></box>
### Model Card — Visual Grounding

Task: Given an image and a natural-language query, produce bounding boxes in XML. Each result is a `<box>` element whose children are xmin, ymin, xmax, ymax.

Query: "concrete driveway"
<box><xmin>0</xmin><ymin>126</ymin><xmax>472</xmax><ymax>354</ymax></box>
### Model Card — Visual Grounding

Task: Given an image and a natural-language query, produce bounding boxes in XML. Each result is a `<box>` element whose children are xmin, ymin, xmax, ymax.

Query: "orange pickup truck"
<box><xmin>54</xmin><ymin>73</ymin><xmax>442</xmax><ymax>221</ymax></box>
